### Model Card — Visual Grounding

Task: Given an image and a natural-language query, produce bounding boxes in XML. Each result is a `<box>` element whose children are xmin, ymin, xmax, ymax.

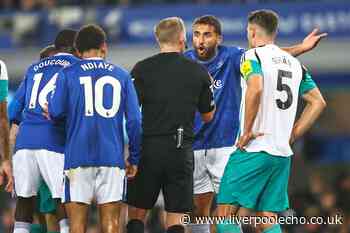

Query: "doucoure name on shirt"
<box><xmin>80</xmin><ymin>62</ymin><xmax>114</xmax><ymax>72</ymax></box>
<box><xmin>33</xmin><ymin>59</ymin><xmax>71</xmax><ymax>72</ymax></box>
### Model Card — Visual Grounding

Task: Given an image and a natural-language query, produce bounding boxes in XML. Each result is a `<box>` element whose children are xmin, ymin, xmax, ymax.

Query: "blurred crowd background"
<box><xmin>0</xmin><ymin>0</ymin><xmax>344</xmax><ymax>10</ymax></box>
<box><xmin>1</xmin><ymin>0</ymin><xmax>350</xmax><ymax>232</ymax></box>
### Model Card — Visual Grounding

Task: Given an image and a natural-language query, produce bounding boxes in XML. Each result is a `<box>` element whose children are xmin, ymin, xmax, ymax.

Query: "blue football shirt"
<box><xmin>185</xmin><ymin>45</ymin><xmax>244</xmax><ymax>150</ymax></box>
<box><xmin>9</xmin><ymin>53</ymin><xmax>79</xmax><ymax>153</ymax></box>
<box><xmin>49</xmin><ymin>58</ymin><xmax>142</xmax><ymax>170</ymax></box>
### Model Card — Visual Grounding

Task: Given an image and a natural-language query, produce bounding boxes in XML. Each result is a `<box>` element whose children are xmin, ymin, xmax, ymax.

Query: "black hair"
<box><xmin>193</xmin><ymin>15</ymin><xmax>222</xmax><ymax>35</ymax></box>
<box><xmin>248</xmin><ymin>10</ymin><xmax>279</xmax><ymax>35</ymax></box>
<box><xmin>75</xmin><ymin>24</ymin><xmax>106</xmax><ymax>54</ymax></box>
<box><xmin>54</xmin><ymin>29</ymin><xmax>77</xmax><ymax>53</ymax></box>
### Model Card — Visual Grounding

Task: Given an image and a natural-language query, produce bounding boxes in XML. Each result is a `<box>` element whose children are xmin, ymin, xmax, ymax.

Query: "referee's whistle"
<box><xmin>176</xmin><ymin>126</ymin><xmax>184</xmax><ymax>148</ymax></box>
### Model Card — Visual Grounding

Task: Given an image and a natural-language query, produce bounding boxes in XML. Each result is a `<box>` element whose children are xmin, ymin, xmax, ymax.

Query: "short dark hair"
<box><xmin>75</xmin><ymin>24</ymin><xmax>106</xmax><ymax>54</ymax></box>
<box><xmin>54</xmin><ymin>29</ymin><xmax>77</xmax><ymax>52</ymax></box>
<box><xmin>40</xmin><ymin>44</ymin><xmax>57</xmax><ymax>60</ymax></box>
<box><xmin>248</xmin><ymin>10</ymin><xmax>279</xmax><ymax>35</ymax></box>
<box><xmin>193</xmin><ymin>15</ymin><xmax>222</xmax><ymax>35</ymax></box>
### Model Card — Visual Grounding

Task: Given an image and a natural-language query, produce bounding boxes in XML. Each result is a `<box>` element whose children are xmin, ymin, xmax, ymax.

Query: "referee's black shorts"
<box><xmin>126</xmin><ymin>135</ymin><xmax>194</xmax><ymax>213</ymax></box>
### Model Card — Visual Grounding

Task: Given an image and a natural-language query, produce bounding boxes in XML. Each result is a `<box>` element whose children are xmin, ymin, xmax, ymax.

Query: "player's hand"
<box><xmin>125</xmin><ymin>160</ymin><xmax>138</xmax><ymax>179</ymax></box>
<box><xmin>42</xmin><ymin>103</ymin><xmax>51</xmax><ymax>120</ymax></box>
<box><xmin>301</xmin><ymin>28</ymin><xmax>328</xmax><ymax>52</ymax></box>
<box><xmin>236</xmin><ymin>132</ymin><xmax>264</xmax><ymax>150</ymax></box>
<box><xmin>289</xmin><ymin>133</ymin><xmax>297</xmax><ymax>145</ymax></box>
<box><xmin>0</xmin><ymin>160</ymin><xmax>14</xmax><ymax>193</ymax></box>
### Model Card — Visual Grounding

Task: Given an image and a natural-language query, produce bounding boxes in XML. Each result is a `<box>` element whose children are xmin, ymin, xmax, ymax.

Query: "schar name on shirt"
<box><xmin>33</xmin><ymin>59</ymin><xmax>71</xmax><ymax>72</ymax></box>
<box><xmin>80</xmin><ymin>62</ymin><xmax>114</xmax><ymax>72</ymax></box>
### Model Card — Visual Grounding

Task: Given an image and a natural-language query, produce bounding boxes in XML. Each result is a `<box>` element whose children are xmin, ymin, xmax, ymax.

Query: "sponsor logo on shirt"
<box><xmin>241</xmin><ymin>60</ymin><xmax>253</xmax><ymax>78</ymax></box>
<box><xmin>213</xmin><ymin>79</ymin><xmax>223</xmax><ymax>89</ymax></box>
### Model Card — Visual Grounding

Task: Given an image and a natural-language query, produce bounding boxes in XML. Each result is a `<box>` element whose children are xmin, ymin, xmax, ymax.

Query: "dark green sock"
<box><xmin>30</xmin><ymin>224</ymin><xmax>46</xmax><ymax>233</ymax></box>
<box><xmin>47</xmin><ymin>231</ymin><xmax>60</xmax><ymax>233</ymax></box>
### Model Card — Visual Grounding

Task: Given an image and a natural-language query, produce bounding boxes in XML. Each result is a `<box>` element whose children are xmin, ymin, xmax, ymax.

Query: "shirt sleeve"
<box><xmin>240</xmin><ymin>49</ymin><xmax>263</xmax><ymax>81</ymax></box>
<box><xmin>0</xmin><ymin>60</ymin><xmax>9</xmax><ymax>102</ymax></box>
<box><xmin>299</xmin><ymin>65</ymin><xmax>317</xmax><ymax>95</ymax></box>
<box><xmin>234</xmin><ymin>47</ymin><xmax>245</xmax><ymax>75</ymax></box>
<box><xmin>131</xmin><ymin>63</ymin><xmax>144</xmax><ymax>106</ymax></box>
<box><xmin>48</xmin><ymin>70</ymin><xmax>68</xmax><ymax>120</ymax></box>
<box><xmin>124</xmin><ymin>75</ymin><xmax>142</xmax><ymax>166</ymax></box>
<box><xmin>198</xmin><ymin>67</ymin><xmax>215</xmax><ymax>114</ymax></box>
<box><xmin>8</xmin><ymin>77</ymin><xmax>26</xmax><ymax>124</ymax></box>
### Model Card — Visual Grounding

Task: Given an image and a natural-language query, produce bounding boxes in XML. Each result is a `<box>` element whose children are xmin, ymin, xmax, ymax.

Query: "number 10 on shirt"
<box><xmin>80</xmin><ymin>76</ymin><xmax>121</xmax><ymax>118</ymax></box>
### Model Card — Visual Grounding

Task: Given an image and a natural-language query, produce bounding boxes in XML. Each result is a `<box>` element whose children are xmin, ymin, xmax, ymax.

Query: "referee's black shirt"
<box><xmin>131</xmin><ymin>52</ymin><xmax>214</xmax><ymax>140</ymax></box>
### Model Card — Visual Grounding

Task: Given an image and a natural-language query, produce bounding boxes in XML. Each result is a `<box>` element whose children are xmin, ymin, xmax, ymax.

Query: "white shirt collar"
<box><xmin>54</xmin><ymin>52</ymin><xmax>73</xmax><ymax>56</ymax></box>
<box><xmin>84</xmin><ymin>57</ymin><xmax>104</xmax><ymax>60</ymax></box>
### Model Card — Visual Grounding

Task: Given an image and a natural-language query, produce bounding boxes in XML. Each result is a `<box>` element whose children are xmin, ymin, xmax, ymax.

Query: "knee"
<box><xmin>193</xmin><ymin>203</ymin><xmax>210</xmax><ymax>216</ymax></box>
<box><xmin>193</xmin><ymin>205</ymin><xmax>210</xmax><ymax>216</ymax></box>
<box><xmin>216</xmin><ymin>205</ymin><xmax>239</xmax><ymax>217</ymax></box>
<box><xmin>101</xmin><ymin>218</ymin><xmax>119</xmax><ymax>233</ymax></box>
<box><xmin>54</xmin><ymin>199</ymin><xmax>66</xmax><ymax>220</ymax></box>
<box><xmin>128</xmin><ymin>206</ymin><xmax>147</xmax><ymax>222</ymax></box>
<box><xmin>44</xmin><ymin>214</ymin><xmax>59</xmax><ymax>232</ymax></box>
<box><xmin>216</xmin><ymin>205</ymin><xmax>229</xmax><ymax>217</ymax></box>
<box><xmin>69</xmin><ymin>213</ymin><xmax>87</xmax><ymax>233</ymax></box>
<box><xmin>193</xmin><ymin>194</ymin><xmax>213</xmax><ymax>216</ymax></box>
<box><xmin>256</xmin><ymin>211</ymin><xmax>278</xmax><ymax>231</ymax></box>
<box><xmin>70</xmin><ymin>223</ymin><xmax>85</xmax><ymax>233</ymax></box>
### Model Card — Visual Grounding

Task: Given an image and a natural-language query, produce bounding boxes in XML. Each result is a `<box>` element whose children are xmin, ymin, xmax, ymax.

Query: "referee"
<box><xmin>126</xmin><ymin>17</ymin><xmax>215</xmax><ymax>233</ymax></box>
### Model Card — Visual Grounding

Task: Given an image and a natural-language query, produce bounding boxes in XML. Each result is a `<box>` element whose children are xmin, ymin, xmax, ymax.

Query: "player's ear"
<box><xmin>271</xmin><ymin>31</ymin><xmax>277</xmax><ymax>41</ymax></box>
<box><xmin>72</xmin><ymin>48</ymin><xmax>79</xmax><ymax>58</ymax></box>
<box><xmin>252</xmin><ymin>26</ymin><xmax>257</xmax><ymax>40</ymax></box>
<box><xmin>178</xmin><ymin>33</ymin><xmax>187</xmax><ymax>51</ymax></box>
<box><xmin>217</xmin><ymin>35</ymin><xmax>223</xmax><ymax>45</ymax></box>
<box><xmin>101</xmin><ymin>42</ymin><xmax>108</xmax><ymax>58</ymax></box>
<box><xmin>75</xmin><ymin>50</ymin><xmax>82</xmax><ymax>58</ymax></box>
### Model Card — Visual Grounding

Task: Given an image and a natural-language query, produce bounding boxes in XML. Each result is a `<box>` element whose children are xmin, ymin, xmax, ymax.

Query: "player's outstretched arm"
<box><xmin>282</xmin><ymin>28</ymin><xmax>328</xmax><ymax>57</ymax></box>
<box><xmin>290</xmin><ymin>88</ymin><xmax>326</xmax><ymax>144</ymax></box>
<box><xmin>0</xmin><ymin>101</ymin><xmax>13</xmax><ymax>192</ymax></box>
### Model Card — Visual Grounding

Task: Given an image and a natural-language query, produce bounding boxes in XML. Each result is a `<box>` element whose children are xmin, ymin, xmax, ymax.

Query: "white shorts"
<box><xmin>13</xmin><ymin>149</ymin><xmax>64</xmax><ymax>198</ymax></box>
<box><xmin>193</xmin><ymin>147</ymin><xmax>235</xmax><ymax>194</ymax></box>
<box><xmin>62</xmin><ymin>166</ymin><xmax>126</xmax><ymax>205</ymax></box>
